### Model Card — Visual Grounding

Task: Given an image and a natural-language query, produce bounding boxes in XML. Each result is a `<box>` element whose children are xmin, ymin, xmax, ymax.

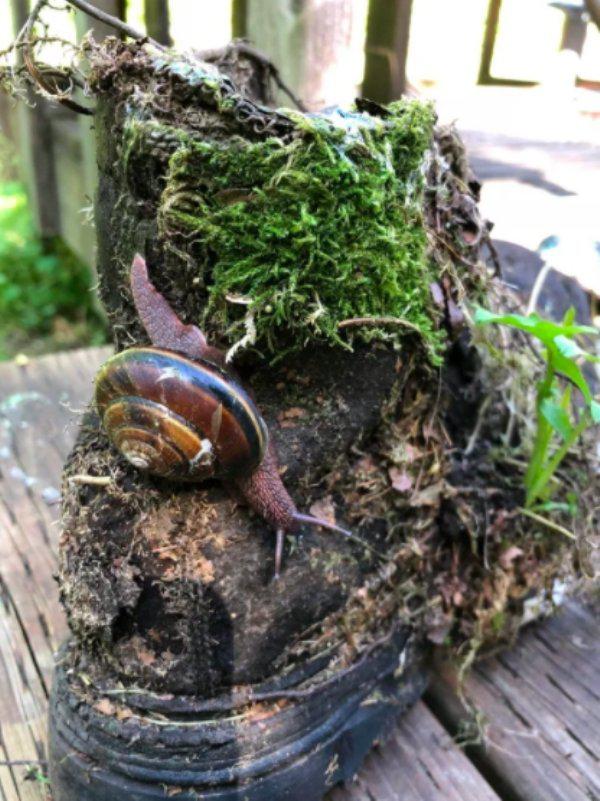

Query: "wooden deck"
<box><xmin>0</xmin><ymin>347</ymin><xmax>598</xmax><ymax>801</ymax></box>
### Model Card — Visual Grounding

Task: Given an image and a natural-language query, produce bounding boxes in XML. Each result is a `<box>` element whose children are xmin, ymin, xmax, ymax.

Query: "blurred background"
<box><xmin>0</xmin><ymin>0</ymin><xmax>599</xmax><ymax>360</ymax></box>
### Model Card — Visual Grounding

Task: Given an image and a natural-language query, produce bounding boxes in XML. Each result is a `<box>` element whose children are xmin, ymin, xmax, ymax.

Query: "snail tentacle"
<box><xmin>131</xmin><ymin>253</ymin><xmax>210</xmax><ymax>362</ymax></box>
<box><xmin>274</xmin><ymin>529</ymin><xmax>285</xmax><ymax>580</ymax></box>
<box><xmin>292</xmin><ymin>513</ymin><xmax>390</xmax><ymax>562</ymax></box>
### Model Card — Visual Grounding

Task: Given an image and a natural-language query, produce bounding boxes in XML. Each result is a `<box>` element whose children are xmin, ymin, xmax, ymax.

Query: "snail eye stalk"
<box><xmin>292</xmin><ymin>513</ymin><xmax>389</xmax><ymax>562</ymax></box>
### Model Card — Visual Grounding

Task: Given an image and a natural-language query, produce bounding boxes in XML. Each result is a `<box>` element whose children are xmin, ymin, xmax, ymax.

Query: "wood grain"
<box><xmin>427</xmin><ymin>600</ymin><xmax>600</xmax><ymax>801</ymax></box>
<box><xmin>0</xmin><ymin>348</ymin><xmax>598</xmax><ymax>801</ymax></box>
<box><xmin>0</xmin><ymin>348</ymin><xmax>109</xmax><ymax>800</ymax></box>
<box><xmin>328</xmin><ymin>701</ymin><xmax>501</xmax><ymax>801</ymax></box>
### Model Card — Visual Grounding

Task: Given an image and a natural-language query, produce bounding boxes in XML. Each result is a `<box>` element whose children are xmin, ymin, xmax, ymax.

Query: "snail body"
<box><xmin>95</xmin><ymin>254</ymin><xmax>356</xmax><ymax>577</ymax></box>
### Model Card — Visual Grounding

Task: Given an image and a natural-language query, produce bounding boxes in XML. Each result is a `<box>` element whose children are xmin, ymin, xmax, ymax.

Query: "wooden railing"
<box><xmin>2</xmin><ymin>0</ymin><xmax>417</xmax><ymax>267</ymax></box>
<box><xmin>2</xmin><ymin>0</ymin><xmax>598</xmax><ymax>268</ymax></box>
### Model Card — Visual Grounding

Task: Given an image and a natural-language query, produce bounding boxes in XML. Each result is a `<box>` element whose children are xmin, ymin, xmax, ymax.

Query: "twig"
<box><xmin>200</xmin><ymin>41</ymin><xmax>306</xmax><ymax>111</ymax></box>
<box><xmin>64</xmin><ymin>0</ymin><xmax>163</xmax><ymax>48</ymax></box>
<box><xmin>12</xmin><ymin>0</ymin><xmax>166</xmax><ymax>115</ymax></box>
<box><xmin>0</xmin><ymin>759</ymin><xmax>48</xmax><ymax>766</ymax></box>
<box><xmin>19</xmin><ymin>0</ymin><xmax>92</xmax><ymax>115</ymax></box>
<box><xmin>483</xmin><ymin>233</ymin><xmax>502</xmax><ymax>277</ymax></box>
<box><xmin>464</xmin><ymin>395</ymin><xmax>492</xmax><ymax>456</ymax></box>
<box><xmin>518</xmin><ymin>507</ymin><xmax>576</xmax><ymax>540</ymax></box>
<box><xmin>527</xmin><ymin>261</ymin><xmax>552</xmax><ymax>315</ymax></box>
<box><xmin>338</xmin><ymin>316</ymin><xmax>423</xmax><ymax>335</ymax></box>
<box><xmin>231</xmin><ymin>41</ymin><xmax>306</xmax><ymax>111</ymax></box>
<box><xmin>68</xmin><ymin>473</ymin><xmax>113</xmax><ymax>486</ymax></box>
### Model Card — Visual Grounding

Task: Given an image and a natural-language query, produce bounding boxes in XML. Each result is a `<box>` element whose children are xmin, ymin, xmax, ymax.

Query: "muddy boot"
<box><xmin>49</xmin><ymin>39</ymin><xmax>578</xmax><ymax>801</ymax></box>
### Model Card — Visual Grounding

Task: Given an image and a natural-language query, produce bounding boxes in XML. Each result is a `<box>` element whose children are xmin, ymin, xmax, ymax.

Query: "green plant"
<box><xmin>474</xmin><ymin>307</ymin><xmax>600</xmax><ymax>508</ymax></box>
<box><xmin>0</xmin><ymin>180</ymin><xmax>106</xmax><ymax>355</ymax></box>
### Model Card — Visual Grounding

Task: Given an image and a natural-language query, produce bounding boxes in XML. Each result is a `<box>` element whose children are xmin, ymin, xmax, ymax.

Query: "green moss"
<box><xmin>128</xmin><ymin>99</ymin><xmax>441</xmax><ymax>359</ymax></box>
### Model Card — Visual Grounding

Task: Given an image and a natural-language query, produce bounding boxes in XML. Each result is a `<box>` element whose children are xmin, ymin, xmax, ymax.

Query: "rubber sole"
<box><xmin>49</xmin><ymin>629</ymin><xmax>429</xmax><ymax>800</ymax></box>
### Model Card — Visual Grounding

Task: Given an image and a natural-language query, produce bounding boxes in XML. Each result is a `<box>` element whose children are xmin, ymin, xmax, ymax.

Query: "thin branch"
<box><xmin>64</xmin><ymin>0</ymin><xmax>164</xmax><ymax>49</ymax></box>
<box><xmin>12</xmin><ymin>0</ymin><xmax>167</xmax><ymax>115</ymax></box>
<box><xmin>518</xmin><ymin>507</ymin><xmax>576</xmax><ymax>540</ymax></box>
<box><xmin>338</xmin><ymin>316</ymin><xmax>423</xmax><ymax>335</ymax></box>
<box><xmin>201</xmin><ymin>41</ymin><xmax>306</xmax><ymax>111</ymax></box>
<box><xmin>19</xmin><ymin>0</ymin><xmax>92</xmax><ymax>114</ymax></box>
<box><xmin>464</xmin><ymin>395</ymin><xmax>492</xmax><ymax>456</ymax></box>
<box><xmin>69</xmin><ymin>473</ymin><xmax>113</xmax><ymax>486</ymax></box>
<box><xmin>233</xmin><ymin>41</ymin><xmax>307</xmax><ymax>111</ymax></box>
<box><xmin>526</xmin><ymin>261</ymin><xmax>552</xmax><ymax>315</ymax></box>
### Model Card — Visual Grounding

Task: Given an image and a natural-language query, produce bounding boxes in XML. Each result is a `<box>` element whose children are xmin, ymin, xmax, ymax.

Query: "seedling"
<box><xmin>474</xmin><ymin>307</ymin><xmax>600</xmax><ymax>508</ymax></box>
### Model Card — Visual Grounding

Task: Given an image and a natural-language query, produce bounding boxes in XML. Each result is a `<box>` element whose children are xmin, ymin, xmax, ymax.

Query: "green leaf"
<box><xmin>473</xmin><ymin>307</ymin><xmax>598</xmax><ymax>343</ymax></box>
<box><xmin>539</xmin><ymin>398</ymin><xmax>573</xmax><ymax>440</ymax></box>
<box><xmin>554</xmin><ymin>334</ymin><xmax>584</xmax><ymax>359</ymax></box>
<box><xmin>555</xmin><ymin>334</ymin><xmax>600</xmax><ymax>364</ymax></box>
<box><xmin>476</xmin><ymin>303</ymin><xmax>599</xmax><ymax>507</ymax></box>
<box><xmin>534</xmin><ymin>500</ymin><xmax>574</xmax><ymax>515</ymax></box>
<box><xmin>548</xmin><ymin>346</ymin><xmax>593</xmax><ymax>404</ymax></box>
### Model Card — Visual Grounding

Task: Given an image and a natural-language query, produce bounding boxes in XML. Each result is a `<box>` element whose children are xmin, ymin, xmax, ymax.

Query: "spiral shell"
<box><xmin>95</xmin><ymin>348</ymin><xmax>268</xmax><ymax>480</ymax></box>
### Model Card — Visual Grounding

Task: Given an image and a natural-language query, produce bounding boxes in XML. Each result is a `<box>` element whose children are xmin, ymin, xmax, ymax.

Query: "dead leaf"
<box><xmin>192</xmin><ymin>554</ymin><xmax>215</xmax><ymax>584</ymax></box>
<box><xmin>137</xmin><ymin>645</ymin><xmax>157</xmax><ymax>667</ymax></box>
<box><xmin>94</xmin><ymin>698</ymin><xmax>116</xmax><ymax>716</ymax></box>
<box><xmin>309</xmin><ymin>496</ymin><xmax>336</xmax><ymax>526</ymax></box>
<box><xmin>411</xmin><ymin>480</ymin><xmax>446</xmax><ymax>507</ymax></box>
<box><xmin>281</xmin><ymin>407</ymin><xmax>306</xmax><ymax>419</ymax></box>
<box><xmin>499</xmin><ymin>546</ymin><xmax>524</xmax><ymax>569</ymax></box>
<box><xmin>356</xmin><ymin>455</ymin><xmax>377</xmax><ymax>475</ymax></box>
<box><xmin>389</xmin><ymin>467</ymin><xmax>413</xmax><ymax>493</ymax></box>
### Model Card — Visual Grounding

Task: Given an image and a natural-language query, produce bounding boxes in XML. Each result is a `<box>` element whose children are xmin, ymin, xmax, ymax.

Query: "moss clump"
<box><xmin>132</xmin><ymin>99</ymin><xmax>440</xmax><ymax>359</ymax></box>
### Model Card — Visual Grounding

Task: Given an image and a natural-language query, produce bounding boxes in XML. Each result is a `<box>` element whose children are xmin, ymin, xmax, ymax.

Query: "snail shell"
<box><xmin>95</xmin><ymin>347</ymin><xmax>268</xmax><ymax>480</ymax></box>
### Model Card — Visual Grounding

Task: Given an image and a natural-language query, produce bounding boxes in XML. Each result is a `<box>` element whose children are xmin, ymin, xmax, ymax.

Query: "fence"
<box><xmin>1</xmin><ymin>0</ymin><xmax>598</xmax><ymax>268</ymax></box>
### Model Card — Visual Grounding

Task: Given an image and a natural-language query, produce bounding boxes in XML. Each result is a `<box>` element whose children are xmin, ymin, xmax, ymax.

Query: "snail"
<box><xmin>95</xmin><ymin>254</ymin><xmax>359</xmax><ymax>578</ymax></box>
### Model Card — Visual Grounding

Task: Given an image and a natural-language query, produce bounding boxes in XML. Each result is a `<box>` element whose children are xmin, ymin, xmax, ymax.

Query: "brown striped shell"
<box><xmin>95</xmin><ymin>348</ymin><xmax>268</xmax><ymax>480</ymax></box>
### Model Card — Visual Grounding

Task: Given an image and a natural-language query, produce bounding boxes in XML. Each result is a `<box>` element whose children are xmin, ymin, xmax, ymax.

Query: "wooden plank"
<box><xmin>50</xmin><ymin>111</ymin><xmax>95</xmax><ymax>268</ymax></box>
<box><xmin>427</xmin><ymin>599</ymin><xmax>600</xmax><ymax>801</ymax></box>
<box><xmin>0</xmin><ymin>348</ymin><xmax>109</xmax><ymax>800</ymax></box>
<box><xmin>10</xmin><ymin>0</ymin><xmax>61</xmax><ymax>238</ymax></box>
<box><xmin>328</xmin><ymin>701</ymin><xmax>501</xmax><ymax>801</ymax></box>
<box><xmin>144</xmin><ymin>0</ymin><xmax>171</xmax><ymax>45</ymax></box>
<box><xmin>74</xmin><ymin>0</ymin><xmax>126</xmax><ymax>271</ymax></box>
<box><xmin>0</xmin><ymin>604</ymin><xmax>49</xmax><ymax>801</ymax></box>
<box><xmin>1</xmin><ymin>347</ymin><xmax>598</xmax><ymax>801</ymax></box>
<box><xmin>0</xmin><ymin>94</ymin><xmax>16</xmax><ymax>144</ymax></box>
<box><xmin>231</xmin><ymin>0</ymin><xmax>248</xmax><ymax>38</ymax></box>
<box><xmin>362</xmin><ymin>0</ymin><xmax>414</xmax><ymax>102</ymax></box>
<box><xmin>478</xmin><ymin>0</ymin><xmax>503</xmax><ymax>84</ymax></box>
<box><xmin>245</xmin><ymin>0</ymin><xmax>369</xmax><ymax>110</ymax></box>
<box><xmin>0</xmin><ymin>348</ymin><xmax>110</xmax><ymax>685</ymax></box>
